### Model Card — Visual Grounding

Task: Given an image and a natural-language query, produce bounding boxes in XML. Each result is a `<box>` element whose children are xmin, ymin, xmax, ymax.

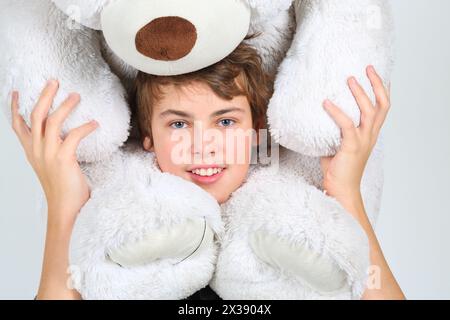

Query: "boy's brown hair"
<box><xmin>134</xmin><ymin>39</ymin><xmax>273</xmax><ymax>143</ymax></box>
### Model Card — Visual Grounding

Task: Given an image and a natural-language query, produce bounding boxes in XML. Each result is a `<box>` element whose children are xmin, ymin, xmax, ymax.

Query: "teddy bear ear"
<box><xmin>101</xmin><ymin>0</ymin><xmax>251</xmax><ymax>76</ymax></box>
<box><xmin>51</xmin><ymin>0</ymin><xmax>114</xmax><ymax>30</ymax></box>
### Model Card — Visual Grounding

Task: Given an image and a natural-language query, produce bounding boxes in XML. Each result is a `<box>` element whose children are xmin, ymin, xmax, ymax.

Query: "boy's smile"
<box><xmin>187</xmin><ymin>164</ymin><xmax>227</xmax><ymax>186</ymax></box>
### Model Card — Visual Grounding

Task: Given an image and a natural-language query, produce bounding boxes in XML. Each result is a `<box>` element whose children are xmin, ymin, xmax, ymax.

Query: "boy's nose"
<box><xmin>135</xmin><ymin>16</ymin><xmax>197</xmax><ymax>61</ymax></box>
<box><xmin>191</xmin><ymin>131</ymin><xmax>222</xmax><ymax>160</ymax></box>
<box><xmin>192</xmin><ymin>140</ymin><xmax>219</xmax><ymax>159</ymax></box>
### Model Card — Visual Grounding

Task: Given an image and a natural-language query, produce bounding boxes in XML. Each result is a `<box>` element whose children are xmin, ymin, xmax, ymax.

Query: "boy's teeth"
<box><xmin>191</xmin><ymin>168</ymin><xmax>223</xmax><ymax>176</ymax></box>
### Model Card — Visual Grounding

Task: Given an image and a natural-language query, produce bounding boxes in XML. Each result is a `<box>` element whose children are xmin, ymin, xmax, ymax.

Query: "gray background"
<box><xmin>1</xmin><ymin>0</ymin><xmax>449</xmax><ymax>299</ymax></box>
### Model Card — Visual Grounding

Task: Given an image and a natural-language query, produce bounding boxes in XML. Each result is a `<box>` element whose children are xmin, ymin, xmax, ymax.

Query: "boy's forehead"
<box><xmin>155</xmin><ymin>82</ymin><xmax>249</xmax><ymax>113</ymax></box>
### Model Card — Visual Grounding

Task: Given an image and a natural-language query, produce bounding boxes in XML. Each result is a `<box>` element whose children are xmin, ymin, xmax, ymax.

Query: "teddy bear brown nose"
<box><xmin>135</xmin><ymin>16</ymin><xmax>197</xmax><ymax>61</ymax></box>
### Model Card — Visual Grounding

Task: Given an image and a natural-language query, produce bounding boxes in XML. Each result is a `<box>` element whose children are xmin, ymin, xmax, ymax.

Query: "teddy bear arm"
<box><xmin>268</xmin><ymin>0</ymin><xmax>394</xmax><ymax>157</ymax></box>
<box><xmin>0</xmin><ymin>0</ymin><xmax>131</xmax><ymax>163</ymax></box>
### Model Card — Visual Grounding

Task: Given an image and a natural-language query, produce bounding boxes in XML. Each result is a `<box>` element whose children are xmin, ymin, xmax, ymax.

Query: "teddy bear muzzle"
<box><xmin>135</xmin><ymin>16</ymin><xmax>197</xmax><ymax>61</ymax></box>
<box><xmin>100</xmin><ymin>0</ymin><xmax>251</xmax><ymax>76</ymax></box>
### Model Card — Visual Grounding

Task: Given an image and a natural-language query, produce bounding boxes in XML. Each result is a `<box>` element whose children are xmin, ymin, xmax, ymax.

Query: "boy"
<box><xmin>133</xmin><ymin>41</ymin><xmax>272</xmax><ymax>204</ymax></box>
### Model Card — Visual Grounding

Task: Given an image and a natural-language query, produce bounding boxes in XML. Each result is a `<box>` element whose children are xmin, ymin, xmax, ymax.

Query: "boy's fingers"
<box><xmin>366</xmin><ymin>67</ymin><xmax>391</xmax><ymax>136</ymax></box>
<box><xmin>366</xmin><ymin>66</ymin><xmax>390</xmax><ymax>110</ymax></box>
<box><xmin>45</xmin><ymin>93</ymin><xmax>81</xmax><ymax>145</ymax></box>
<box><xmin>347</xmin><ymin>77</ymin><xmax>375</xmax><ymax>131</ymax></box>
<box><xmin>31</xmin><ymin>80</ymin><xmax>59</xmax><ymax>146</ymax></box>
<box><xmin>10</xmin><ymin>91</ymin><xmax>32</xmax><ymax>150</ymax></box>
<box><xmin>323</xmin><ymin>100</ymin><xmax>357</xmax><ymax>141</ymax></box>
<box><xmin>61</xmin><ymin>120</ymin><xmax>98</xmax><ymax>157</ymax></box>
<box><xmin>373</xmin><ymin>103</ymin><xmax>391</xmax><ymax>137</ymax></box>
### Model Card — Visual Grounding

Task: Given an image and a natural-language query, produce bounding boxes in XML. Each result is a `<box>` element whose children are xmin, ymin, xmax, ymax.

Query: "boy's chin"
<box><xmin>200</xmin><ymin>187</ymin><xmax>231</xmax><ymax>205</ymax></box>
<box><xmin>178</xmin><ymin>170</ymin><xmax>236</xmax><ymax>204</ymax></box>
<box><xmin>214</xmin><ymin>193</ymin><xmax>231</xmax><ymax>205</ymax></box>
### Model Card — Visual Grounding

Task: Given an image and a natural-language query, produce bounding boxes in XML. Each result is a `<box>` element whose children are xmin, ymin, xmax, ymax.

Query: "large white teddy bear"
<box><xmin>0</xmin><ymin>0</ymin><xmax>393</xmax><ymax>299</ymax></box>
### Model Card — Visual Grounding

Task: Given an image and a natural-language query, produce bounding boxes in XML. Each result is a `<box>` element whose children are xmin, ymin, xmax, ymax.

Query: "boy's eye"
<box><xmin>170</xmin><ymin>121</ymin><xmax>188</xmax><ymax>129</ymax></box>
<box><xmin>218</xmin><ymin>119</ymin><xmax>236</xmax><ymax>127</ymax></box>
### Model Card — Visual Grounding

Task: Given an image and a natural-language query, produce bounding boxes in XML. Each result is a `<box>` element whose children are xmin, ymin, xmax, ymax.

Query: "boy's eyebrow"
<box><xmin>159</xmin><ymin>107</ymin><xmax>245</xmax><ymax>119</ymax></box>
<box><xmin>159</xmin><ymin>109</ymin><xmax>193</xmax><ymax>119</ymax></box>
<box><xmin>211</xmin><ymin>107</ymin><xmax>246</xmax><ymax>118</ymax></box>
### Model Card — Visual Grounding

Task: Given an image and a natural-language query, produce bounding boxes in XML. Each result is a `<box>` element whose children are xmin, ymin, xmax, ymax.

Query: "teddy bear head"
<box><xmin>51</xmin><ymin>0</ymin><xmax>297</xmax><ymax>75</ymax></box>
<box><xmin>51</xmin><ymin>0</ymin><xmax>258</xmax><ymax>75</ymax></box>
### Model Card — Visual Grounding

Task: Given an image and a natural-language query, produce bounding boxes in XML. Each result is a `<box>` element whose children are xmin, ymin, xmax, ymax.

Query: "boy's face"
<box><xmin>143</xmin><ymin>81</ymin><xmax>256</xmax><ymax>204</ymax></box>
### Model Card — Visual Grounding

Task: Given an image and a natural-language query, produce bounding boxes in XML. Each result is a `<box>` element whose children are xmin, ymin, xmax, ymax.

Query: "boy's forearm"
<box><xmin>336</xmin><ymin>193</ymin><xmax>405</xmax><ymax>300</ymax></box>
<box><xmin>36</xmin><ymin>213</ymin><xmax>81</xmax><ymax>300</ymax></box>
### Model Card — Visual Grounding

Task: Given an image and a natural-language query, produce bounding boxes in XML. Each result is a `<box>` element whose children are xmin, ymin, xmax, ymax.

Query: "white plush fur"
<box><xmin>272</xmin><ymin>140</ymin><xmax>385</xmax><ymax>226</ymax></box>
<box><xmin>246</xmin><ymin>2</ymin><xmax>296</xmax><ymax>75</ymax></box>
<box><xmin>0</xmin><ymin>0</ymin><xmax>394</xmax><ymax>299</ymax></box>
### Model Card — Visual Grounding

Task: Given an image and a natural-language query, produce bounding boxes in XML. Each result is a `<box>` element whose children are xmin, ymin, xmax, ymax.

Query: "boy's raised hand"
<box><xmin>11</xmin><ymin>80</ymin><xmax>98</xmax><ymax>226</ymax></box>
<box><xmin>320</xmin><ymin>66</ymin><xmax>391</xmax><ymax>214</ymax></box>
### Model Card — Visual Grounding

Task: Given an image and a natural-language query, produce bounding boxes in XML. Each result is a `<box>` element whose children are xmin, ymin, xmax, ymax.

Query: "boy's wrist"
<box><xmin>47</xmin><ymin>204</ymin><xmax>79</xmax><ymax>230</ymax></box>
<box><xmin>38</xmin><ymin>222</ymin><xmax>78</xmax><ymax>300</ymax></box>
<box><xmin>333</xmin><ymin>191</ymin><xmax>367</xmax><ymax>222</ymax></box>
